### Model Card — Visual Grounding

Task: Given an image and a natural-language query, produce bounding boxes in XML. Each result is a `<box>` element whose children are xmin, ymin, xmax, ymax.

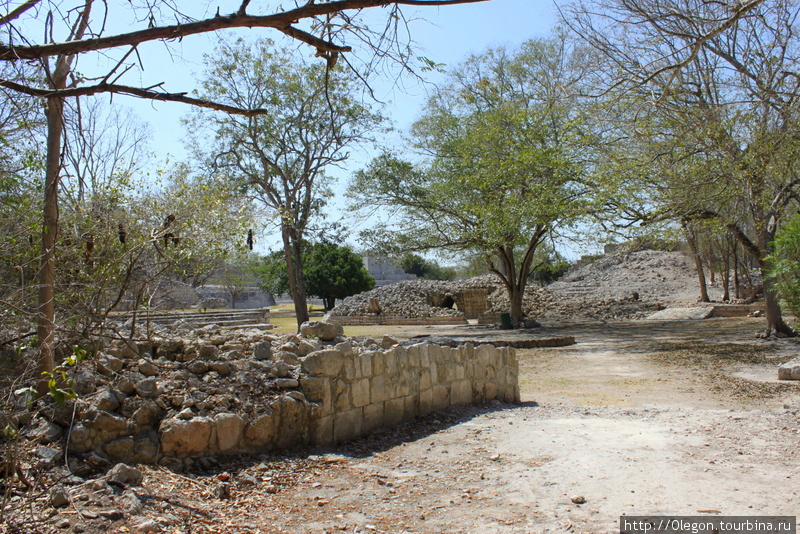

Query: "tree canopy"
<box><xmin>0</xmin><ymin>0</ymin><xmax>487</xmax><ymax>376</ymax></box>
<box><xmin>260</xmin><ymin>242</ymin><xmax>374</xmax><ymax>311</ymax></box>
<box><xmin>566</xmin><ymin>0</ymin><xmax>800</xmax><ymax>335</ymax></box>
<box><xmin>351</xmin><ymin>35</ymin><xmax>596</xmax><ymax>324</ymax></box>
<box><xmin>189</xmin><ymin>37</ymin><xmax>384</xmax><ymax>329</ymax></box>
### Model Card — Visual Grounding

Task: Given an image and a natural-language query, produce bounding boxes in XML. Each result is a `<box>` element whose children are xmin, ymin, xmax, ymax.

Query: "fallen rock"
<box><xmin>300</xmin><ymin>321</ymin><xmax>343</xmax><ymax>341</ymax></box>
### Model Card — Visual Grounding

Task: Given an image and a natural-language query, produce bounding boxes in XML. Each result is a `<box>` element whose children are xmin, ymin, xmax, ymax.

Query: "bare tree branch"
<box><xmin>0</xmin><ymin>78</ymin><xmax>269</xmax><ymax>116</ymax></box>
<box><xmin>0</xmin><ymin>0</ymin><xmax>41</xmax><ymax>27</ymax></box>
<box><xmin>0</xmin><ymin>0</ymin><xmax>488</xmax><ymax>61</ymax></box>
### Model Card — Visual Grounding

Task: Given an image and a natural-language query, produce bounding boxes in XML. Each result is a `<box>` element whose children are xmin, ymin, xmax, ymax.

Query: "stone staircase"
<box><xmin>122</xmin><ymin>308</ymin><xmax>273</xmax><ymax>330</ymax></box>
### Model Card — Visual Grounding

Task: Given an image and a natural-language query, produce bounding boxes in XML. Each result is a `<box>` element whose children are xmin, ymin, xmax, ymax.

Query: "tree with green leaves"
<box><xmin>260</xmin><ymin>242</ymin><xmax>374</xmax><ymax>311</ymax></box>
<box><xmin>566</xmin><ymin>0</ymin><xmax>800</xmax><ymax>335</ymax></box>
<box><xmin>190</xmin><ymin>38</ymin><xmax>384</xmax><ymax>329</ymax></box>
<box><xmin>304</xmin><ymin>242</ymin><xmax>375</xmax><ymax>311</ymax></box>
<box><xmin>351</xmin><ymin>36</ymin><xmax>596</xmax><ymax>325</ymax></box>
<box><xmin>770</xmin><ymin>214</ymin><xmax>800</xmax><ymax>321</ymax></box>
<box><xmin>400</xmin><ymin>253</ymin><xmax>456</xmax><ymax>280</ymax></box>
<box><xmin>0</xmin><ymin>0</ymin><xmax>487</xmax><ymax>380</ymax></box>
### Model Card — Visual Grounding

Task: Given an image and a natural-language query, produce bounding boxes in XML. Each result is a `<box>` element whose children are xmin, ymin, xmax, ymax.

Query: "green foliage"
<box><xmin>770</xmin><ymin>214</ymin><xmax>800</xmax><ymax>318</ymax></box>
<box><xmin>260</xmin><ymin>242</ymin><xmax>375</xmax><ymax>310</ymax></box>
<box><xmin>400</xmin><ymin>253</ymin><xmax>456</xmax><ymax>280</ymax></box>
<box><xmin>530</xmin><ymin>260</ymin><xmax>570</xmax><ymax>286</ymax></box>
<box><xmin>350</xmin><ymin>35</ymin><xmax>597</xmax><ymax>323</ymax></box>
<box><xmin>259</xmin><ymin>250</ymin><xmax>292</xmax><ymax>298</ymax></box>
<box><xmin>190</xmin><ymin>37</ymin><xmax>384</xmax><ymax>326</ymax></box>
<box><xmin>14</xmin><ymin>346</ymin><xmax>86</xmax><ymax>406</ymax></box>
<box><xmin>304</xmin><ymin>242</ymin><xmax>375</xmax><ymax>310</ymax></box>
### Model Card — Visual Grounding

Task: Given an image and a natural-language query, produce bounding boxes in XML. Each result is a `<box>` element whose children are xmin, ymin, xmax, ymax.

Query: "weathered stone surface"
<box><xmin>381</xmin><ymin>335</ymin><xmax>399</xmax><ymax>349</ymax></box>
<box><xmin>302</xmin><ymin>350</ymin><xmax>343</xmax><ymax>377</ymax></box>
<box><xmin>253</xmin><ymin>341</ymin><xmax>272</xmax><ymax>361</ymax></box>
<box><xmin>134</xmin><ymin>378</ymin><xmax>159</xmax><ymax>398</ymax></box>
<box><xmin>188</xmin><ymin>360</ymin><xmax>209</xmax><ymax>374</ymax></box>
<box><xmin>297</xmin><ymin>340</ymin><xmax>318</xmax><ymax>357</ymax></box>
<box><xmin>244</xmin><ymin>410</ymin><xmax>275</xmax><ymax>447</ymax></box>
<box><xmin>73</xmin><ymin>370</ymin><xmax>97</xmax><ymax>395</ymax></box>
<box><xmin>67</xmin><ymin>424</ymin><xmax>93</xmax><ymax>453</ymax></box>
<box><xmin>299</xmin><ymin>321</ymin><xmax>343</xmax><ymax>341</ymax></box>
<box><xmin>104</xmin><ymin>434</ymin><xmax>158</xmax><ymax>464</ymax></box>
<box><xmin>131</xmin><ymin>399</ymin><xmax>162</xmax><ymax>426</ymax></box>
<box><xmin>160</xmin><ymin>417</ymin><xmax>212</xmax><ymax>456</ymax></box>
<box><xmin>138</xmin><ymin>359</ymin><xmax>160</xmax><ymax>377</ymax></box>
<box><xmin>778</xmin><ymin>360</ymin><xmax>800</xmax><ymax>380</ymax></box>
<box><xmin>24</xmin><ymin>417</ymin><xmax>63</xmax><ymax>444</ymax></box>
<box><xmin>96</xmin><ymin>353</ymin><xmax>124</xmax><ymax>376</ymax></box>
<box><xmin>208</xmin><ymin>361</ymin><xmax>231</xmax><ymax>376</ymax></box>
<box><xmin>273</xmin><ymin>351</ymin><xmax>300</xmax><ymax>366</ymax></box>
<box><xmin>50</xmin><ymin>486</ymin><xmax>70</xmax><ymax>508</ymax></box>
<box><xmin>108</xmin><ymin>463</ymin><xmax>143</xmax><ymax>486</ymax></box>
<box><xmin>214</xmin><ymin>413</ymin><xmax>245</xmax><ymax>452</ymax></box>
<box><xmin>33</xmin><ymin>313</ymin><xmax>518</xmax><ymax>465</ymax></box>
<box><xmin>275</xmin><ymin>378</ymin><xmax>299</xmax><ymax>389</ymax></box>
<box><xmin>130</xmin><ymin>517</ymin><xmax>162</xmax><ymax>534</ymax></box>
<box><xmin>197</xmin><ymin>344</ymin><xmax>219</xmax><ymax>361</ymax></box>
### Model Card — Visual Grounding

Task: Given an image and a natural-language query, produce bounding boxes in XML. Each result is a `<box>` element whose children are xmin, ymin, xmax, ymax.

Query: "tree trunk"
<box><xmin>721</xmin><ymin>250</ymin><xmax>730</xmax><ymax>302</ymax></box>
<box><xmin>324</xmin><ymin>297</ymin><xmax>335</xmax><ymax>311</ymax></box>
<box><xmin>683</xmin><ymin>223</ymin><xmax>710</xmax><ymax>302</ymax></box>
<box><xmin>281</xmin><ymin>224</ymin><xmax>309</xmax><ymax>330</ymax></box>
<box><xmin>758</xmin><ymin>257</ymin><xmax>794</xmax><ymax>337</ymax></box>
<box><xmin>37</xmin><ymin>95</ymin><xmax>65</xmax><ymax>384</ymax></box>
<box><xmin>509</xmin><ymin>283</ymin><xmax>524</xmax><ymax>326</ymax></box>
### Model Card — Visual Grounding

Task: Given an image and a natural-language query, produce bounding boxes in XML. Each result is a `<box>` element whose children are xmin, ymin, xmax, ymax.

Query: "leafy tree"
<box><xmin>260</xmin><ymin>242</ymin><xmax>374</xmax><ymax>311</ymax></box>
<box><xmin>400</xmin><ymin>253</ymin><xmax>456</xmax><ymax>280</ymax></box>
<box><xmin>566</xmin><ymin>0</ymin><xmax>800</xmax><ymax>335</ymax></box>
<box><xmin>529</xmin><ymin>246</ymin><xmax>570</xmax><ymax>286</ymax></box>
<box><xmin>351</xmin><ymin>36</ymin><xmax>596</xmax><ymax>325</ymax></box>
<box><xmin>189</xmin><ymin>38</ymin><xmax>384</xmax><ymax>329</ymax></box>
<box><xmin>0</xmin><ymin>0</ymin><xmax>485</xmax><ymax>378</ymax></box>
<box><xmin>304</xmin><ymin>242</ymin><xmax>375</xmax><ymax>311</ymax></box>
<box><xmin>770</xmin><ymin>215</ymin><xmax>800</xmax><ymax>321</ymax></box>
<box><xmin>259</xmin><ymin>250</ymin><xmax>292</xmax><ymax>300</ymax></box>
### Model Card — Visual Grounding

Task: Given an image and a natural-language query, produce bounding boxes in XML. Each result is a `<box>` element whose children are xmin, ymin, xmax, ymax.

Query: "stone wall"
<box><xmin>63</xmin><ymin>338</ymin><xmax>518</xmax><ymax>467</ymax></box>
<box><xmin>453</xmin><ymin>288</ymin><xmax>490</xmax><ymax>319</ymax></box>
<box><xmin>326</xmin><ymin>315</ymin><xmax>468</xmax><ymax>326</ymax></box>
<box><xmin>301</xmin><ymin>341</ymin><xmax>519</xmax><ymax>446</ymax></box>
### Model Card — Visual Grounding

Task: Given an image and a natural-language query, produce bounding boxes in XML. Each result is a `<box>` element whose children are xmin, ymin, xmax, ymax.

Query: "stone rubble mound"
<box><xmin>329</xmin><ymin>250</ymin><xmax>706</xmax><ymax>322</ymax></box>
<box><xmin>330</xmin><ymin>279</ymin><xmax>465</xmax><ymax>318</ymax></box>
<box><xmin>18</xmin><ymin>320</ymin><xmax>404</xmax><ymax>475</ymax></box>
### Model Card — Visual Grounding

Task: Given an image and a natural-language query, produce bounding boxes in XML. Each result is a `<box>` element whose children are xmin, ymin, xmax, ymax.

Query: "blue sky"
<box><xmin>107</xmin><ymin>0</ymin><xmax>563</xmax><ymax>256</ymax></box>
<box><xmin>121</xmin><ymin>0</ymin><xmax>559</xmax><ymax>162</ymax></box>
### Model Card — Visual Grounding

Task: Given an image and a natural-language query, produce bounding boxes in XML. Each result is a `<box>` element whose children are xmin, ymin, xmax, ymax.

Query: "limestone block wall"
<box><xmin>453</xmin><ymin>288</ymin><xmax>490</xmax><ymax>319</ymax></box>
<box><xmin>326</xmin><ymin>315</ymin><xmax>468</xmax><ymax>326</ymax></box>
<box><xmin>300</xmin><ymin>342</ymin><xmax>520</xmax><ymax>447</ymax></box>
<box><xmin>65</xmin><ymin>340</ymin><xmax>518</xmax><ymax>466</ymax></box>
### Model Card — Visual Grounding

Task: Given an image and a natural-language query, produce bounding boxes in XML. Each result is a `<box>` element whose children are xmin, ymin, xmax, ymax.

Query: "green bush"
<box><xmin>770</xmin><ymin>214</ymin><xmax>800</xmax><ymax>317</ymax></box>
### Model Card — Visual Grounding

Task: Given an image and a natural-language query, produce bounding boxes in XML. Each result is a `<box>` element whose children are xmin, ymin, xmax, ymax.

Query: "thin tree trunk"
<box><xmin>281</xmin><ymin>225</ymin><xmax>309</xmax><ymax>330</ymax></box>
<box><xmin>721</xmin><ymin>248</ymin><xmax>730</xmax><ymax>302</ymax></box>
<box><xmin>683</xmin><ymin>222</ymin><xmax>709</xmax><ymax>302</ymax></box>
<box><xmin>37</xmin><ymin>94</ymin><xmax>64</xmax><ymax>384</ymax></box>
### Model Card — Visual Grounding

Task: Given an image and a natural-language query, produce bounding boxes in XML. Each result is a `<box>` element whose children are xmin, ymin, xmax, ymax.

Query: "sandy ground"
<box><xmin>92</xmin><ymin>317</ymin><xmax>799</xmax><ymax>534</ymax></box>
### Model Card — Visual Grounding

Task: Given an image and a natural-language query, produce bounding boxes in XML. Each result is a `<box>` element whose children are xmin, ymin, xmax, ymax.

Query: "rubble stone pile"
<box><xmin>328</xmin><ymin>250</ymin><xmax>703</xmax><ymax>323</ymax></box>
<box><xmin>330</xmin><ymin>279</ymin><xmax>465</xmax><ymax>318</ymax></box>
<box><xmin>13</xmin><ymin>320</ymin><xmax>517</xmax><ymax>476</ymax></box>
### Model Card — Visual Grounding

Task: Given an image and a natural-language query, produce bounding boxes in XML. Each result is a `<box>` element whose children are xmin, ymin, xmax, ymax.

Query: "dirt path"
<box><xmin>222</xmin><ymin>318</ymin><xmax>797</xmax><ymax>534</ymax></box>
<box><xmin>59</xmin><ymin>318</ymin><xmax>800</xmax><ymax>534</ymax></box>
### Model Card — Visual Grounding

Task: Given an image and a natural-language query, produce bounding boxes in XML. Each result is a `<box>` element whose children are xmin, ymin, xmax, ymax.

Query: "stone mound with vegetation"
<box><xmin>329</xmin><ymin>249</ymin><xmax>707</xmax><ymax>322</ymax></box>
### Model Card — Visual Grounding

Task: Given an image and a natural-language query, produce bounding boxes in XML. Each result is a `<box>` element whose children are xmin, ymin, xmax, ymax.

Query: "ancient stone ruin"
<box><xmin>20</xmin><ymin>321</ymin><xmax>518</xmax><ymax>474</ymax></box>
